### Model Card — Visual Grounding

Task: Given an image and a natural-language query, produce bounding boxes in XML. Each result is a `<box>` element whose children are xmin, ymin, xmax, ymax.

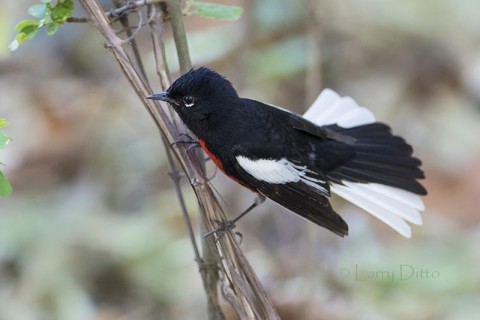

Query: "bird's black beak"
<box><xmin>146</xmin><ymin>92</ymin><xmax>176</xmax><ymax>105</ymax></box>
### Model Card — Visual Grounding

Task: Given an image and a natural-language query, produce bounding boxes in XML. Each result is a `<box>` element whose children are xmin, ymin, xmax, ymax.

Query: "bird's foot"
<box><xmin>171</xmin><ymin>133</ymin><xmax>199</xmax><ymax>149</ymax></box>
<box><xmin>204</xmin><ymin>219</ymin><xmax>237</xmax><ymax>238</ymax></box>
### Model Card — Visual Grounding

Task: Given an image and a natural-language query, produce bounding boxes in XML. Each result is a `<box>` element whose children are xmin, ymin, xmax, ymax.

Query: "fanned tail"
<box><xmin>304</xmin><ymin>89</ymin><xmax>427</xmax><ymax>237</ymax></box>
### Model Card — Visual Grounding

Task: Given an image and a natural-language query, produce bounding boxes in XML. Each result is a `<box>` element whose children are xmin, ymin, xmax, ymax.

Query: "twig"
<box><xmin>164</xmin><ymin>137</ymin><xmax>204</xmax><ymax>265</ymax></box>
<box><xmin>149</xmin><ymin>3</ymin><xmax>170</xmax><ymax>89</ymax></box>
<box><xmin>161</xmin><ymin>2</ymin><xmax>222</xmax><ymax>319</ymax></box>
<box><xmin>78</xmin><ymin>1</ymin><xmax>280</xmax><ymax>319</ymax></box>
<box><xmin>108</xmin><ymin>0</ymin><xmax>147</xmax><ymax>18</ymax></box>
<box><xmin>68</xmin><ymin>0</ymin><xmax>163</xmax><ymax>24</ymax></box>
<box><xmin>165</xmin><ymin>0</ymin><xmax>192</xmax><ymax>74</ymax></box>
<box><xmin>66</xmin><ymin>17</ymin><xmax>90</xmax><ymax>23</ymax></box>
<box><xmin>149</xmin><ymin>1</ymin><xmax>206</xmax><ymax>299</ymax></box>
<box><xmin>113</xmin><ymin>0</ymin><xmax>146</xmax><ymax>78</ymax></box>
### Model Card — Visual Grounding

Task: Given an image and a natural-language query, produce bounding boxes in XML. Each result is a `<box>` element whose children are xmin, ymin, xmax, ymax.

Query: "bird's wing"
<box><xmin>231</xmin><ymin>152</ymin><xmax>348</xmax><ymax>237</ymax></box>
<box><xmin>288</xmin><ymin>114</ymin><xmax>357</xmax><ymax>144</ymax></box>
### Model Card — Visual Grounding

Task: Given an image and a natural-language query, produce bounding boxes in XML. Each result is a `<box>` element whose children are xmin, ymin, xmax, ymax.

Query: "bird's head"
<box><xmin>147</xmin><ymin>67</ymin><xmax>239</xmax><ymax>134</ymax></box>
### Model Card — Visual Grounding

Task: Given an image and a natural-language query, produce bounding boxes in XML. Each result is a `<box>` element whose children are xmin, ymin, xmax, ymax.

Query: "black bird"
<box><xmin>147</xmin><ymin>67</ymin><xmax>427</xmax><ymax>238</ymax></box>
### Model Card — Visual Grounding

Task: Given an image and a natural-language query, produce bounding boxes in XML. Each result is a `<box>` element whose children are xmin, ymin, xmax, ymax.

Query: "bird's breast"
<box><xmin>198</xmin><ymin>139</ymin><xmax>225</xmax><ymax>171</ymax></box>
<box><xmin>198</xmin><ymin>139</ymin><xmax>254</xmax><ymax>190</ymax></box>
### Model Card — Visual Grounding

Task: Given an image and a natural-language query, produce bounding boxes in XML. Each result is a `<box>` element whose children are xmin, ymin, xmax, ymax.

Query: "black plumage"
<box><xmin>147</xmin><ymin>67</ymin><xmax>427</xmax><ymax>237</ymax></box>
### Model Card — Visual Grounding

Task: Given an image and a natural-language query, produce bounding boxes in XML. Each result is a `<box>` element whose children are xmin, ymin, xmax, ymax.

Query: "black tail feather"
<box><xmin>326</xmin><ymin>123</ymin><xmax>427</xmax><ymax>195</ymax></box>
<box><xmin>332</xmin><ymin>123</ymin><xmax>391</xmax><ymax>136</ymax></box>
<box><xmin>348</xmin><ymin>159</ymin><xmax>425</xmax><ymax>179</ymax></box>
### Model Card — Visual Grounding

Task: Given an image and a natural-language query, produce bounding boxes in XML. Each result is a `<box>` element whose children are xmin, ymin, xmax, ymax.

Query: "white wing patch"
<box><xmin>303</xmin><ymin>88</ymin><xmax>375</xmax><ymax>127</ymax></box>
<box><xmin>236</xmin><ymin>156</ymin><xmax>328</xmax><ymax>196</ymax></box>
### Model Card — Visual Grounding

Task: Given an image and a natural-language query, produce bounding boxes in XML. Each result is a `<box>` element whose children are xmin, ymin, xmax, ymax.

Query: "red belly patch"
<box><xmin>198</xmin><ymin>139</ymin><xmax>249</xmax><ymax>188</ymax></box>
<box><xmin>199</xmin><ymin>139</ymin><xmax>224</xmax><ymax>171</ymax></box>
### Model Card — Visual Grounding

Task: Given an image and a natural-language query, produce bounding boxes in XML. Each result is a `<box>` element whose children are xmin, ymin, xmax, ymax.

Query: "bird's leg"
<box><xmin>204</xmin><ymin>194</ymin><xmax>266</xmax><ymax>237</ymax></box>
<box><xmin>206</xmin><ymin>166</ymin><xmax>218</xmax><ymax>181</ymax></box>
<box><xmin>230</xmin><ymin>194</ymin><xmax>266</xmax><ymax>226</ymax></box>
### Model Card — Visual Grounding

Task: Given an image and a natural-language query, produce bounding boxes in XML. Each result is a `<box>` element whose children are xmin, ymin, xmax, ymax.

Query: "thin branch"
<box><xmin>164</xmin><ymin>136</ymin><xmax>204</xmax><ymax>266</ymax></box>
<box><xmin>149</xmin><ymin>1</ymin><xmax>205</xmax><ymax>292</ymax></box>
<box><xmin>165</xmin><ymin>0</ymin><xmax>192</xmax><ymax>74</ymax></box>
<box><xmin>149</xmin><ymin>3</ymin><xmax>170</xmax><ymax>89</ymax></box>
<box><xmin>107</xmin><ymin>0</ymin><xmax>147</xmax><ymax>19</ymax></box>
<box><xmin>66</xmin><ymin>17</ymin><xmax>90</xmax><ymax>23</ymax></box>
<box><xmin>159</xmin><ymin>3</ymin><xmax>221</xmax><ymax>318</ymax></box>
<box><xmin>68</xmin><ymin>0</ymin><xmax>162</xmax><ymax>23</ymax></box>
<box><xmin>113</xmin><ymin>0</ymin><xmax>147</xmax><ymax>78</ymax></box>
<box><xmin>78</xmin><ymin>1</ymin><xmax>280</xmax><ymax>319</ymax></box>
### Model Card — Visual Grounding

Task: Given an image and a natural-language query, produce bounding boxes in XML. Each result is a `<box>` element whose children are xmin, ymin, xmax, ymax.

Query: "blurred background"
<box><xmin>1</xmin><ymin>0</ymin><xmax>480</xmax><ymax>319</ymax></box>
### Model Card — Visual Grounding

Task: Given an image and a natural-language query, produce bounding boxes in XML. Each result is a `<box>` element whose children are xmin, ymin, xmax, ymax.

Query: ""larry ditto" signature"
<box><xmin>338</xmin><ymin>264</ymin><xmax>440</xmax><ymax>282</ymax></box>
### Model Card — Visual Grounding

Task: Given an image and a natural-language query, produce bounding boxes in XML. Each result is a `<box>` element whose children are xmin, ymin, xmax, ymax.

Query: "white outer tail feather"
<box><xmin>304</xmin><ymin>89</ymin><xmax>376</xmax><ymax>128</ymax></box>
<box><xmin>304</xmin><ymin>89</ymin><xmax>425</xmax><ymax>238</ymax></box>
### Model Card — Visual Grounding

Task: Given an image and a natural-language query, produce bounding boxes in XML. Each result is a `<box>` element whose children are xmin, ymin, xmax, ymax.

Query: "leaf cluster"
<box><xmin>9</xmin><ymin>0</ymin><xmax>243</xmax><ymax>51</ymax></box>
<box><xmin>9</xmin><ymin>0</ymin><xmax>74</xmax><ymax>51</ymax></box>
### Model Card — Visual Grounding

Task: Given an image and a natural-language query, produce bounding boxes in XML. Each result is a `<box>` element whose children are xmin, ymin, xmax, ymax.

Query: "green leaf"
<box><xmin>0</xmin><ymin>119</ymin><xmax>9</xmax><ymax>128</ymax></box>
<box><xmin>49</xmin><ymin>0</ymin><xmax>74</xmax><ymax>23</ymax></box>
<box><xmin>10</xmin><ymin>20</ymin><xmax>40</xmax><ymax>50</ymax></box>
<box><xmin>16</xmin><ymin>33</ymin><xmax>30</xmax><ymax>44</ymax></box>
<box><xmin>0</xmin><ymin>171</ymin><xmax>12</xmax><ymax>197</ymax></box>
<box><xmin>41</xmin><ymin>0</ymin><xmax>52</xmax><ymax>3</ymax></box>
<box><xmin>0</xmin><ymin>132</ymin><xmax>11</xmax><ymax>149</ymax></box>
<box><xmin>28</xmin><ymin>4</ymin><xmax>47</xmax><ymax>19</ymax></box>
<box><xmin>15</xmin><ymin>19</ymin><xmax>40</xmax><ymax>32</ymax></box>
<box><xmin>17</xmin><ymin>30</ymin><xmax>38</xmax><ymax>45</ymax></box>
<box><xmin>195</xmin><ymin>2</ymin><xmax>243</xmax><ymax>21</ymax></box>
<box><xmin>46</xmin><ymin>22</ymin><xmax>59</xmax><ymax>35</ymax></box>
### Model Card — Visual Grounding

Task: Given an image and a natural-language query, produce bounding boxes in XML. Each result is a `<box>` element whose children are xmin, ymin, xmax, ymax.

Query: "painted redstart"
<box><xmin>147</xmin><ymin>67</ymin><xmax>427</xmax><ymax>238</ymax></box>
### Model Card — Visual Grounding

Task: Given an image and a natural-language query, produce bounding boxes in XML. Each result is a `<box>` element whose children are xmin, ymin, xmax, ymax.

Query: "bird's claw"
<box><xmin>204</xmin><ymin>219</ymin><xmax>237</xmax><ymax>238</ymax></box>
<box><xmin>171</xmin><ymin>133</ymin><xmax>199</xmax><ymax>148</ymax></box>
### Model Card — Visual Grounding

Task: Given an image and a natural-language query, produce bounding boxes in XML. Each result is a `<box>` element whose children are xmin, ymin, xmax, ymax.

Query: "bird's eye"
<box><xmin>183</xmin><ymin>96</ymin><xmax>195</xmax><ymax>107</ymax></box>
